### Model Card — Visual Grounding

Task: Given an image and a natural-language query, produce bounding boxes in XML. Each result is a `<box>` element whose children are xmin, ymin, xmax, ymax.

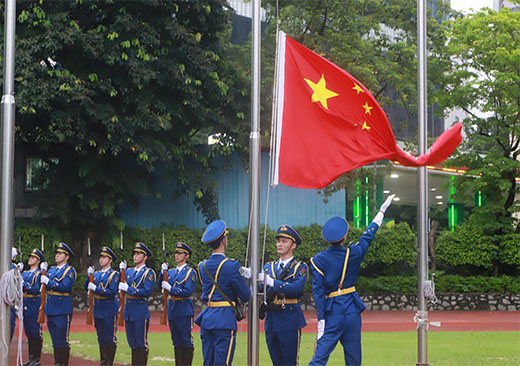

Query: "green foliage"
<box><xmin>357</xmin><ymin>275</ymin><xmax>520</xmax><ymax>294</ymax></box>
<box><xmin>362</xmin><ymin>222</ymin><xmax>416</xmax><ymax>275</ymax></box>
<box><xmin>436</xmin><ymin>8</ymin><xmax>520</xmax><ymax>234</ymax></box>
<box><xmin>6</xmin><ymin>0</ymin><xmax>249</xmax><ymax>263</ymax></box>
<box><xmin>436</xmin><ymin>224</ymin><xmax>498</xmax><ymax>269</ymax></box>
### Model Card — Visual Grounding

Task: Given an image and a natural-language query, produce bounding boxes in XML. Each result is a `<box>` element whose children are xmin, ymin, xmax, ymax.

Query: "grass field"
<box><xmin>41</xmin><ymin>330</ymin><xmax>520</xmax><ymax>365</ymax></box>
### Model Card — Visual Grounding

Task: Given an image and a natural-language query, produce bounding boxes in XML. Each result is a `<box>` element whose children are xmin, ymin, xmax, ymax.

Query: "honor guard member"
<box><xmin>118</xmin><ymin>242</ymin><xmax>156</xmax><ymax>366</ymax></box>
<box><xmin>258</xmin><ymin>225</ymin><xmax>308</xmax><ymax>366</ymax></box>
<box><xmin>159</xmin><ymin>242</ymin><xmax>197</xmax><ymax>366</ymax></box>
<box><xmin>85</xmin><ymin>246</ymin><xmax>120</xmax><ymax>366</ymax></box>
<box><xmin>40</xmin><ymin>242</ymin><xmax>77</xmax><ymax>366</ymax></box>
<box><xmin>22</xmin><ymin>248</ymin><xmax>44</xmax><ymax>366</ymax></box>
<box><xmin>309</xmin><ymin>194</ymin><xmax>395</xmax><ymax>366</ymax></box>
<box><xmin>195</xmin><ymin>220</ymin><xmax>251</xmax><ymax>366</ymax></box>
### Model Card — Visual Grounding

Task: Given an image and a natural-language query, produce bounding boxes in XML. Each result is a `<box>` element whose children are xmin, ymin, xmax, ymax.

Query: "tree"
<box><xmin>436</xmin><ymin>7</ymin><xmax>520</xmax><ymax>236</ymax></box>
<box><xmin>5</xmin><ymin>0</ymin><xmax>249</xmax><ymax>265</ymax></box>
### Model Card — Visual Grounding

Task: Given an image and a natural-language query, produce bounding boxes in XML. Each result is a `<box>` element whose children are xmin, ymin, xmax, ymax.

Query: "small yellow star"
<box><xmin>362</xmin><ymin>102</ymin><xmax>373</xmax><ymax>115</ymax></box>
<box><xmin>304</xmin><ymin>74</ymin><xmax>339</xmax><ymax>110</ymax></box>
<box><xmin>362</xmin><ymin>121</ymin><xmax>371</xmax><ymax>130</ymax></box>
<box><xmin>352</xmin><ymin>83</ymin><xmax>364</xmax><ymax>95</ymax></box>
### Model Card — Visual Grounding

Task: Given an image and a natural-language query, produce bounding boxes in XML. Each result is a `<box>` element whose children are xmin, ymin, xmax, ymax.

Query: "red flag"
<box><xmin>271</xmin><ymin>31</ymin><xmax>462</xmax><ymax>189</ymax></box>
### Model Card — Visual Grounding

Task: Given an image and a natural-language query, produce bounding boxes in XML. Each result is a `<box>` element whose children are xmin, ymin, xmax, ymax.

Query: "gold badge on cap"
<box><xmin>281</xmin><ymin>225</ymin><xmax>288</xmax><ymax>231</ymax></box>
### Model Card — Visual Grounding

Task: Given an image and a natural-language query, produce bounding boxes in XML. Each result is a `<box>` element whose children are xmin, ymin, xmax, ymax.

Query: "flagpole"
<box><xmin>247</xmin><ymin>0</ymin><xmax>261</xmax><ymax>365</ymax></box>
<box><xmin>416</xmin><ymin>0</ymin><xmax>429</xmax><ymax>365</ymax></box>
<box><xmin>0</xmin><ymin>0</ymin><xmax>16</xmax><ymax>364</ymax></box>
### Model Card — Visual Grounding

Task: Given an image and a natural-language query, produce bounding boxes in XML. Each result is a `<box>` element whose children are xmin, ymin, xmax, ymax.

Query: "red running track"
<box><xmin>12</xmin><ymin>310</ymin><xmax>520</xmax><ymax>335</ymax></box>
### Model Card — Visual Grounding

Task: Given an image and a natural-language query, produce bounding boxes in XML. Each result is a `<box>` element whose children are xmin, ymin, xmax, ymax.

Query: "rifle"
<box><xmin>160</xmin><ymin>233</ymin><xmax>168</xmax><ymax>325</ymax></box>
<box><xmin>37</xmin><ymin>234</ymin><xmax>46</xmax><ymax>324</ymax></box>
<box><xmin>259</xmin><ymin>261</ymin><xmax>295</xmax><ymax>320</ymax></box>
<box><xmin>18</xmin><ymin>236</ymin><xmax>22</xmax><ymax>270</ymax></box>
<box><xmin>86</xmin><ymin>238</ymin><xmax>94</xmax><ymax>325</ymax></box>
<box><xmin>117</xmin><ymin>231</ymin><xmax>125</xmax><ymax>326</ymax></box>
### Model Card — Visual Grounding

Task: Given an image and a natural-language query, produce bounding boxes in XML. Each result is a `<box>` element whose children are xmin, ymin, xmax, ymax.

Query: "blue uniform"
<box><xmin>45</xmin><ymin>263</ymin><xmax>77</xmax><ymax>348</ymax></box>
<box><xmin>161</xmin><ymin>265</ymin><xmax>197</xmax><ymax>348</ymax></box>
<box><xmin>84</xmin><ymin>268</ymin><xmax>120</xmax><ymax>345</ymax></box>
<box><xmin>195</xmin><ymin>254</ymin><xmax>251</xmax><ymax>366</ymax></box>
<box><xmin>123</xmin><ymin>265</ymin><xmax>156</xmax><ymax>350</ymax></box>
<box><xmin>262</xmin><ymin>258</ymin><xmax>308</xmax><ymax>366</ymax></box>
<box><xmin>22</xmin><ymin>269</ymin><xmax>43</xmax><ymax>340</ymax></box>
<box><xmin>309</xmin><ymin>222</ymin><xmax>380</xmax><ymax>366</ymax></box>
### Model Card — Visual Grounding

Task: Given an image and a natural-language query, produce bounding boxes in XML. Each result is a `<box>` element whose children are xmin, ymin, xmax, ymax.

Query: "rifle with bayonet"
<box><xmin>86</xmin><ymin>238</ymin><xmax>94</xmax><ymax>325</ymax></box>
<box><xmin>160</xmin><ymin>233</ymin><xmax>168</xmax><ymax>326</ymax></box>
<box><xmin>117</xmin><ymin>231</ymin><xmax>125</xmax><ymax>326</ymax></box>
<box><xmin>37</xmin><ymin>234</ymin><xmax>46</xmax><ymax>323</ymax></box>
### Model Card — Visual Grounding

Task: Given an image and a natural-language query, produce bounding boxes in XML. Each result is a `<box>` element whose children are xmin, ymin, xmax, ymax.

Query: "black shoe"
<box><xmin>132</xmin><ymin>348</ymin><xmax>148</xmax><ymax>366</ymax></box>
<box><xmin>99</xmin><ymin>344</ymin><xmax>106</xmax><ymax>365</ymax></box>
<box><xmin>174</xmin><ymin>347</ymin><xmax>180</xmax><ymax>366</ymax></box>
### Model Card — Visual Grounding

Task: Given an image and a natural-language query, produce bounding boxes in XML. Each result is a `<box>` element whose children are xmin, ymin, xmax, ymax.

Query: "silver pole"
<box><xmin>416</xmin><ymin>0</ymin><xmax>429</xmax><ymax>365</ymax></box>
<box><xmin>0</xmin><ymin>0</ymin><xmax>17</xmax><ymax>364</ymax></box>
<box><xmin>247</xmin><ymin>0</ymin><xmax>261</xmax><ymax>365</ymax></box>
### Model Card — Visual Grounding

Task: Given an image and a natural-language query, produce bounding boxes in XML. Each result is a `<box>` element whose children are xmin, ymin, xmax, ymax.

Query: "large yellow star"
<box><xmin>352</xmin><ymin>83</ymin><xmax>364</xmax><ymax>95</ymax></box>
<box><xmin>304</xmin><ymin>74</ymin><xmax>339</xmax><ymax>110</ymax></box>
<box><xmin>362</xmin><ymin>102</ymin><xmax>373</xmax><ymax>115</ymax></box>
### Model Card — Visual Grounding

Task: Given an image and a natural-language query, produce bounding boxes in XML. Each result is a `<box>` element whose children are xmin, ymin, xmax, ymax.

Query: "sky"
<box><xmin>450</xmin><ymin>0</ymin><xmax>494</xmax><ymax>13</ymax></box>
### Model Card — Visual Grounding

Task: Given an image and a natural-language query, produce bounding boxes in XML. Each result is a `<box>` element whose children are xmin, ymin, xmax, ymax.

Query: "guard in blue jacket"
<box><xmin>85</xmin><ymin>246</ymin><xmax>120</xmax><ymax>366</ymax></box>
<box><xmin>118</xmin><ymin>242</ymin><xmax>156</xmax><ymax>366</ymax></box>
<box><xmin>195</xmin><ymin>220</ymin><xmax>251</xmax><ymax>366</ymax></box>
<box><xmin>309</xmin><ymin>194</ymin><xmax>395</xmax><ymax>366</ymax></box>
<box><xmin>159</xmin><ymin>242</ymin><xmax>197</xmax><ymax>366</ymax></box>
<box><xmin>40</xmin><ymin>242</ymin><xmax>77</xmax><ymax>366</ymax></box>
<box><xmin>258</xmin><ymin>225</ymin><xmax>308</xmax><ymax>366</ymax></box>
<box><xmin>22</xmin><ymin>248</ymin><xmax>44</xmax><ymax>366</ymax></box>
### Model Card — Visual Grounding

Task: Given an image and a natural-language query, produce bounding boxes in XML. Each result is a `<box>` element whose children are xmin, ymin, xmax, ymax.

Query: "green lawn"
<box><xmin>42</xmin><ymin>331</ymin><xmax>520</xmax><ymax>365</ymax></box>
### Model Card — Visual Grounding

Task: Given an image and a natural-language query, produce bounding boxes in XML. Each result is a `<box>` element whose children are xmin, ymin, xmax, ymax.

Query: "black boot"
<box><xmin>63</xmin><ymin>346</ymin><xmax>70</xmax><ymax>366</ymax></box>
<box><xmin>23</xmin><ymin>338</ymin><xmax>34</xmax><ymax>366</ymax></box>
<box><xmin>32</xmin><ymin>338</ymin><xmax>42</xmax><ymax>366</ymax></box>
<box><xmin>53</xmin><ymin>347</ymin><xmax>60</xmax><ymax>366</ymax></box>
<box><xmin>55</xmin><ymin>346</ymin><xmax>70</xmax><ymax>366</ymax></box>
<box><xmin>184</xmin><ymin>347</ymin><xmax>194</xmax><ymax>366</ymax></box>
<box><xmin>104</xmin><ymin>344</ymin><xmax>117</xmax><ymax>366</ymax></box>
<box><xmin>132</xmin><ymin>348</ymin><xmax>148</xmax><ymax>366</ymax></box>
<box><xmin>174</xmin><ymin>347</ymin><xmax>180</xmax><ymax>366</ymax></box>
<box><xmin>99</xmin><ymin>344</ymin><xmax>106</xmax><ymax>365</ymax></box>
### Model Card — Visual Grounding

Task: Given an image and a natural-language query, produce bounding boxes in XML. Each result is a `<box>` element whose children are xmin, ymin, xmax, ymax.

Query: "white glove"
<box><xmin>260</xmin><ymin>273</ymin><xmax>274</xmax><ymax>287</ymax></box>
<box><xmin>118</xmin><ymin>282</ymin><xmax>128</xmax><ymax>292</ymax></box>
<box><xmin>17</xmin><ymin>262</ymin><xmax>24</xmax><ymax>271</ymax></box>
<box><xmin>11</xmin><ymin>247</ymin><xmax>17</xmax><ymax>260</ymax></box>
<box><xmin>161</xmin><ymin>281</ymin><xmax>172</xmax><ymax>292</ymax></box>
<box><xmin>87</xmin><ymin>282</ymin><xmax>97</xmax><ymax>291</ymax></box>
<box><xmin>317</xmin><ymin>319</ymin><xmax>325</xmax><ymax>340</ymax></box>
<box><xmin>40</xmin><ymin>275</ymin><xmax>49</xmax><ymax>285</ymax></box>
<box><xmin>373</xmin><ymin>194</ymin><xmax>396</xmax><ymax>226</ymax></box>
<box><xmin>87</xmin><ymin>266</ymin><xmax>95</xmax><ymax>275</ymax></box>
<box><xmin>40</xmin><ymin>262</ymin><xmax>48</xmax><ymax>272</ymax></box>
<box><xmin>119</xmin><ymin>261</ymin><xmax>127</xmax><ymax>271</ymax></box>
<box><xmin>161</xmin><ymin>263</ymin><xmax>168</xmax><ymax>273</ymax></box>
<box><xmin>240</xmin><ymin>266</ymin><xmax>252</xmax><ymax>279</ymax></box>
<box><xmin>379</xmin><ymin>194</ymin><xmax>396</xmax><ymax>213</ymax></box>
<box><xmin>258</xmin><ymin>272</ymin><xmax>264</xmax><ymax>283</ymax></box>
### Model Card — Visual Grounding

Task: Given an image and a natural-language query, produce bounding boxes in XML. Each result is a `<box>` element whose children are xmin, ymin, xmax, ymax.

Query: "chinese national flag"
<box><xmin>271</xmin><ymin>31</ymin><xmax>462</xmax><ymax>189</ymax></box>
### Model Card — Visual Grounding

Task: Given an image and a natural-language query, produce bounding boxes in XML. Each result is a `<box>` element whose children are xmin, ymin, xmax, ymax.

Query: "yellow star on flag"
<box><xmin>362</xmin><ymin>102</ymin><xmax>373</xmax><ymax>115</ymax></box>
<box><xmin>362</xmin><ymin>121</ymin><xmax>371</xmax><ymax>130</ymax></box>
<box><xmin>352</xmin><ymin>83</ymin><xmax>364</xmax><ymax>95</ymax></box>
<box><xmin>304</xmin><ymin>74</ymin><xmax>339</xmax><ymax>110</ymax></box>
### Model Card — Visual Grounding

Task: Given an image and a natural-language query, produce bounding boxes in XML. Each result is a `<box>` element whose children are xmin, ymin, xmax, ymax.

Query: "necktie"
<box><xmin>278</xmin><ymin>263</ymin><xmax>284</xmax><ymax>276</ymax></box>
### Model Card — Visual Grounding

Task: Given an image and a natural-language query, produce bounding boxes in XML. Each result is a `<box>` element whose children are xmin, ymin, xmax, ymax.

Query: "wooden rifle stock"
<box><xmin>37</xmin><ymin>269</ymin><xmax>47</xmax><ymax>324</ymax></box>
<box><xmin>117</xmin><ymin>268</ymin><xmax>125</xmax><ymax>326</ymax></box>
<box><xmin>86</xmin><ymin>273</ymin><xmax>94</xmax><ymax>325</ymax></box>
<box><xmin>160</xmin><ymin>270</ymin><xmax>168</xmax><ymax>325</ymax></box>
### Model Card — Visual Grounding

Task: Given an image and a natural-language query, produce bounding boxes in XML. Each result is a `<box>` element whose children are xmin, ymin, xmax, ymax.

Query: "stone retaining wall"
<box><xmin>72</xmin><ymin>292</ymin><xmax>520</xmax><ymax>311</ymax></box>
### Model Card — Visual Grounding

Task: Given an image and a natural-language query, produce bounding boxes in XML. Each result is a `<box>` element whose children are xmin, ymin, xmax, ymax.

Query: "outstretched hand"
<box><xmin>379</xmin><ymin>194</ymin><xmax>396</xmax><ymax>213</ymax></box>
